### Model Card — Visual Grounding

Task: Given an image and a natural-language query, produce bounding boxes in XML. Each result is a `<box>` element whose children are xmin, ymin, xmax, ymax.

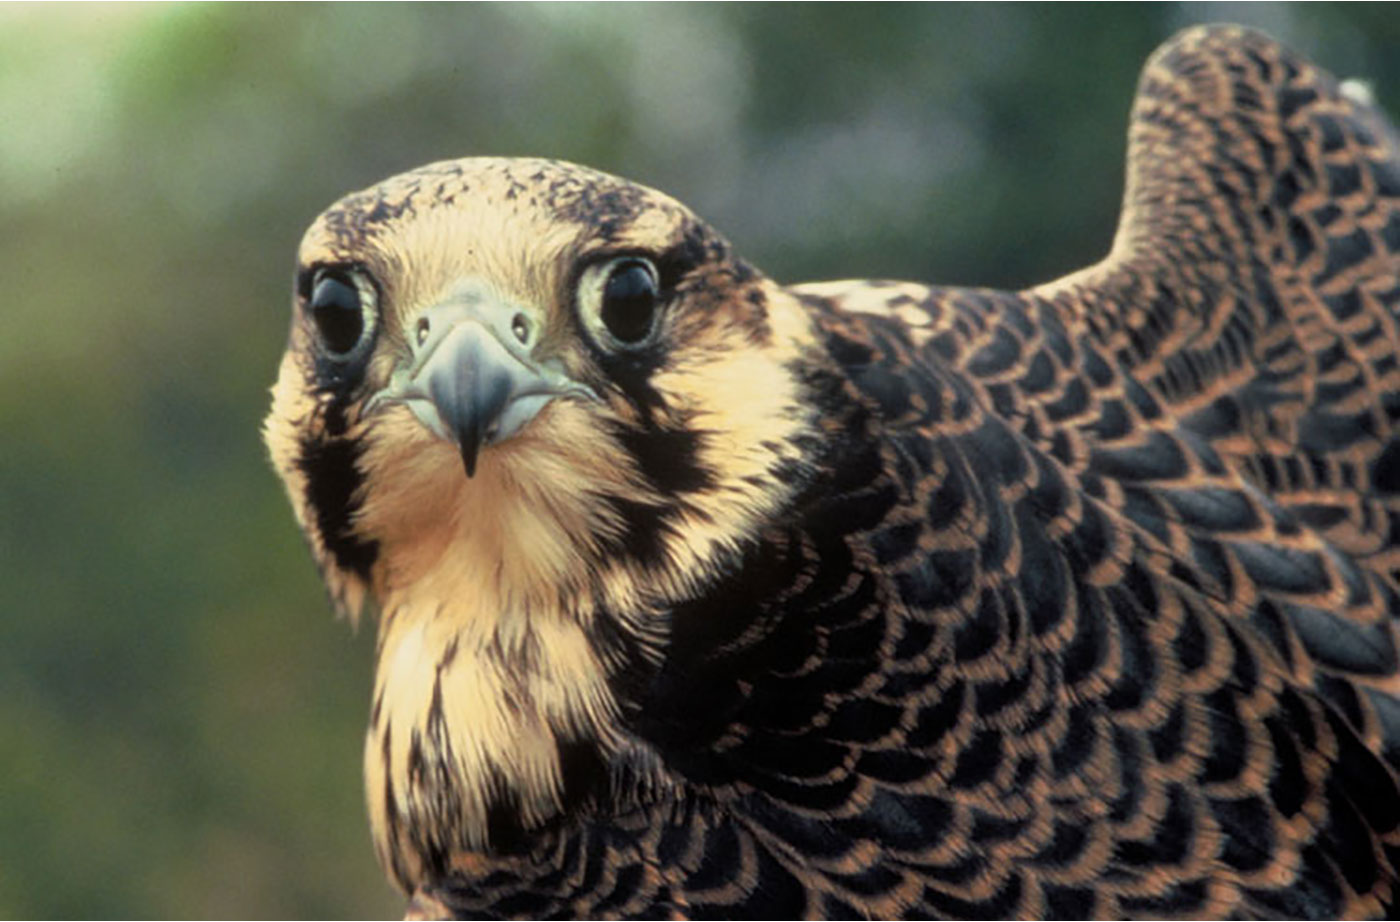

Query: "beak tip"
<box><xmin>460</xmin><ymin>441</ymin><xmax>480</xmax><ymax>479</ymax></box>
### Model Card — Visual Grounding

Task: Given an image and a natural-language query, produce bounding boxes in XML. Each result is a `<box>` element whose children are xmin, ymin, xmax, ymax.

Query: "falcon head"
<box><xmin>265</xmin><ymin>156</ymin><xmax>831</xmax><ymax>653</ymax></box>
<box><xmin>265</xmin><ymin>159</ymin><xmax>861</xmax><ymax>887</ymax></box>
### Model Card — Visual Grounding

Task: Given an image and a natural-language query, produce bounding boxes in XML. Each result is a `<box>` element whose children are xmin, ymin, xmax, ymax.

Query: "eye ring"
<box><xmin>306</xmin><ymin>266</ymin><xmax>378</xmax><ymax>360</ymax></box>
<box><xmin>577</xmin><ymin>256</ymin><xmax>662</xmax><ymax>351</ymax></box>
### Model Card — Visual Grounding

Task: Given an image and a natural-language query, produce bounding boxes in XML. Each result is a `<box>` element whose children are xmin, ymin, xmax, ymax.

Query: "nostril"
<box><xmin>415</xmin><ymin>316</ymin><xmax>431</xmax><ymax>347</ymax></box>
<box><xmin>511</xmin><ymin>313</ymin><xmax>530</xmax><ymax>344</ymax></box>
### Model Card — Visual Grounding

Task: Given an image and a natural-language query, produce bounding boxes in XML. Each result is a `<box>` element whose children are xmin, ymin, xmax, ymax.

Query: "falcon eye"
<box><xmin>601</xmin><ymin>259</ymin><xmax>660</xmax><ymax>344</ymax></box>
<box><xmin>579</xmin><ymin>256</ymin><xmax>662</xmax><ymax>349</ymax></box>
<box><xmin>308</xmin><ymin>268</ymin><xmax>376</xmax><ymax>358</ymax></box>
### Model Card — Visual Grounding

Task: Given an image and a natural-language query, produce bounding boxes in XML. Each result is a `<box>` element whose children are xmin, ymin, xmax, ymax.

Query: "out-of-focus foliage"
<box><xmin>1</xmin><ymin>4</ymin><xmax>1395</xmax><ymax>917</ymax></box>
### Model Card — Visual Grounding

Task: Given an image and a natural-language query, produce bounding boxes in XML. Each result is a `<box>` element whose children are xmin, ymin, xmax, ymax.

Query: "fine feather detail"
<box><xmin>265</xmin><ymin>25</ymin><xmax>1400</xmax><ymax>919</ymax></box>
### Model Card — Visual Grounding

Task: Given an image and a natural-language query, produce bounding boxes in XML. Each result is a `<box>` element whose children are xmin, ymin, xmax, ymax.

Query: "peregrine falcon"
<box><xmin>265</xmin><ymin>26</ymin><xmax>1400</xmax><ymax>919</ymax></box>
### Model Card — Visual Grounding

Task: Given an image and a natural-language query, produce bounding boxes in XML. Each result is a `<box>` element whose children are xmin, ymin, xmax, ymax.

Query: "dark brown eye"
<box><xmin>309</xmin><ymin>269</ymin><xmax>373</xmax><ymax>357</ymax></box>
<box><xmin>588</xmin><ymin>257</ymin><xmax>660</xmax><ymax>347</ymax></box>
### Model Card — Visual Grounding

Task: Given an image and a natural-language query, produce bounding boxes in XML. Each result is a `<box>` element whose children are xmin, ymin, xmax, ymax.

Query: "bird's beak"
<box><xmin>365</xmin><ymin>284</ymin><xmax>593</xmax><ymax>477</ymax></box>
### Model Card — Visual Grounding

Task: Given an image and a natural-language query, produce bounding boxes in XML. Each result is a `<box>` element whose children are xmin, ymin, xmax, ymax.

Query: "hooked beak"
<box><xmin>366</xmin><ymin>284</ymin><xmax>593</xmax><ymax>477</ymax></box>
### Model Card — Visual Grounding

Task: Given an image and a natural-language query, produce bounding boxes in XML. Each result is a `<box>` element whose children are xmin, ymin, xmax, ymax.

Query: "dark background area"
<box><xmin>2</xmin><ymin>4</ymin><xmax>1396</xmax><ymax>916</ymax></box>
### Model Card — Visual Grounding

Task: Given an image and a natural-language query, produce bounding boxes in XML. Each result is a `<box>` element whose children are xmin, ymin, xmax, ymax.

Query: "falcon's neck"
<box><xmin>364</xmin><ymin>582</ymin><xmax>623</xmax><ymax>892</ymax></box>
<box><xmin>359</xmin><ymin>481</ymin><xmax>645</xmax><ymax>894</ymax></box>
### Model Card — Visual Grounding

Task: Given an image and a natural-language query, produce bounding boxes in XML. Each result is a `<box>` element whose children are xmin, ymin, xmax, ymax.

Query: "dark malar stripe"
<box><xmin>297</xmin><ymin>431</ymin><xmax>379</xmax><ymax>579</ymax></box>
<box><xmin>614</xmin><ymin>423</ymin><xmax>714</xmax><ymax>495</ymax></box>
<box><xmin>600</xmin><ymin>494</ymin><xmax>674</xmax><ymax>567</ymax></box>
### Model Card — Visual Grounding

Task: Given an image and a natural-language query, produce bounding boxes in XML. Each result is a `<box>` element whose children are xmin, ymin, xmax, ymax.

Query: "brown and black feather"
<box><xmin>266</xmin><ymin>26</ymin><xmax>1400</xmax><ymax>920</ymax></box>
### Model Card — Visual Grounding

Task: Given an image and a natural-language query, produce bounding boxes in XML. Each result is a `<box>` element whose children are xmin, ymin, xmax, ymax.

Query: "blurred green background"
<box><xmin>2</xmin><ymin>4</ymin><xmax>1396</xmax><ymax>917</ymax></box>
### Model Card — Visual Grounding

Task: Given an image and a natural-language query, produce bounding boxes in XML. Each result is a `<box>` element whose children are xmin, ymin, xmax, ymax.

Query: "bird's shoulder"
<box><xmin>743</xmin><ymin>23</ymin><xmax>1400</xmax><ymax>916</ymax></box>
